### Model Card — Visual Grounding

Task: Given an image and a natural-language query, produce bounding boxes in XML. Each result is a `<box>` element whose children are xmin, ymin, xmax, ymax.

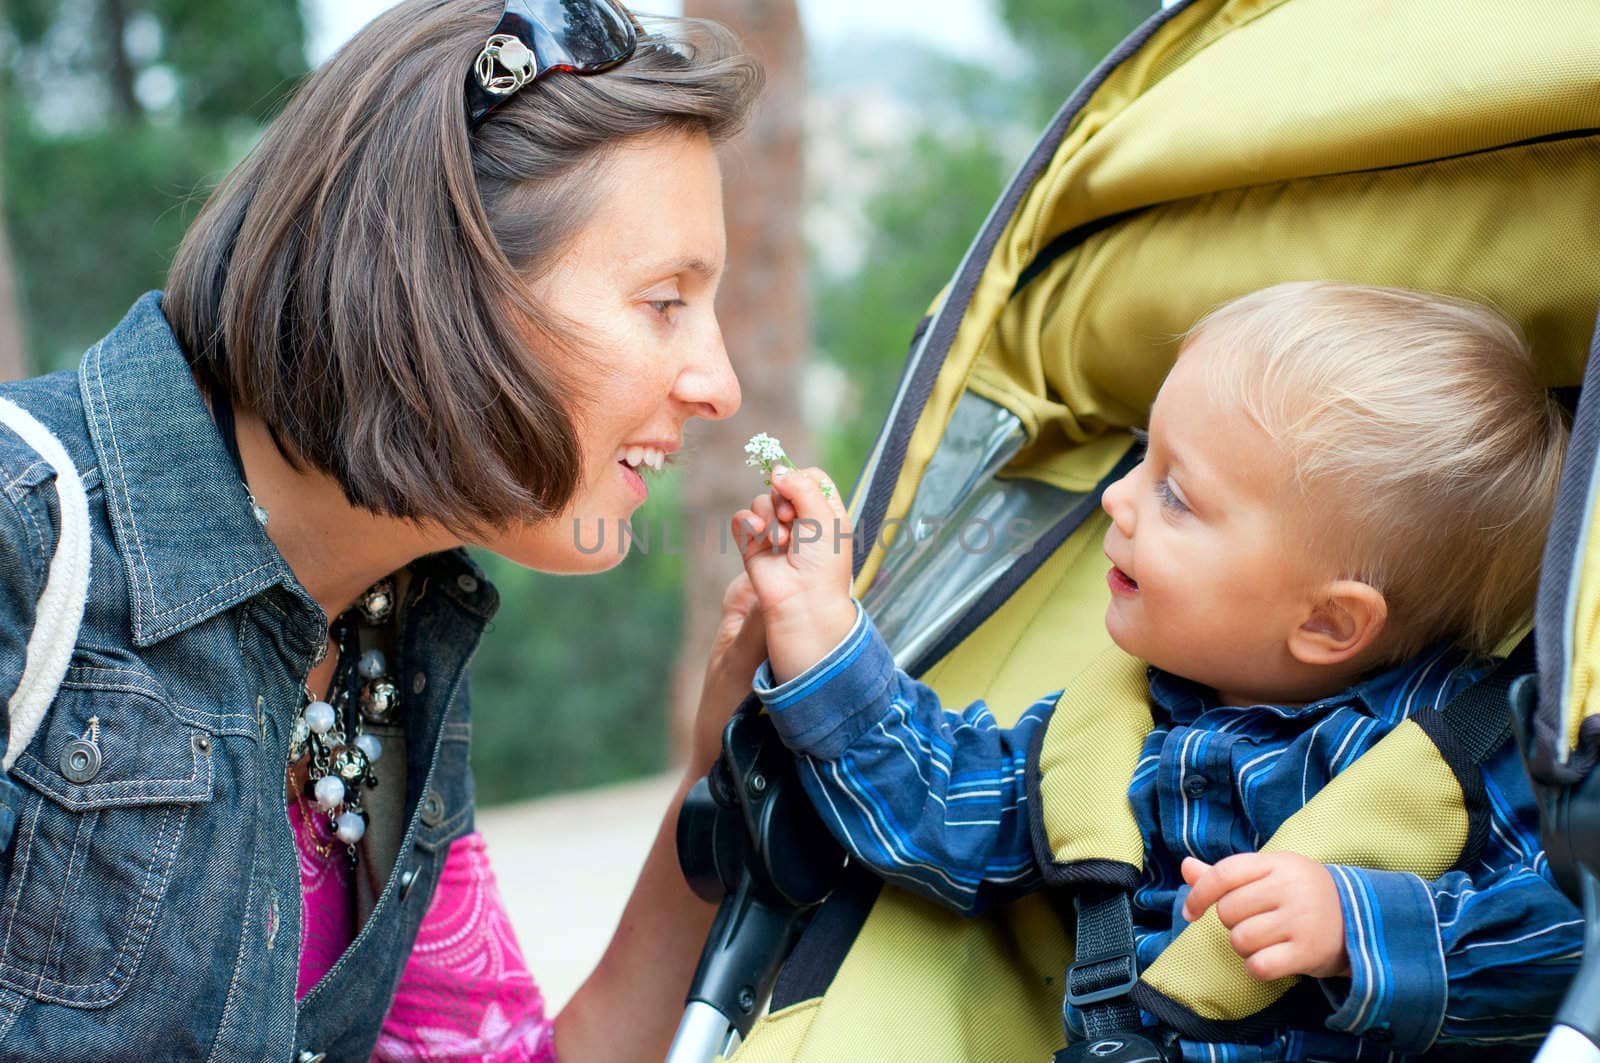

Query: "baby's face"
<box><xmin>1100</xmin><ymin>344</ymin><xmax>1332</xmax><ymax>706</ymax></box>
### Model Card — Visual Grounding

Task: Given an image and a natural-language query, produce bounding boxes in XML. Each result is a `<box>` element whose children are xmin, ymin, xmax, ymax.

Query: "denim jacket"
<box><xmin>0</xmin><ymin>293</ymin><xmax>495</xmax><ymax>1061</ymax></box>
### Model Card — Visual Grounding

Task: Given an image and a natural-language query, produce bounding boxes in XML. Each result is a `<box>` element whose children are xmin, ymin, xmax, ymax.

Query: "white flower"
<box><xmin>744</xmin><ymin>432</ymin><xmax>834</xmax><ymax>499</ymax></box>
<box><xmin>744</xmin><ymin>432</ymin><xmax>788</xmax><ymax>469</ymax></box>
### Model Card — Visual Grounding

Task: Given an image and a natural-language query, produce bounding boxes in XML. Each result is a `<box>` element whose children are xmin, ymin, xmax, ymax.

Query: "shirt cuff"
<box><xmin>1321</xmin><ymin>865</ymin><xmax>1447</xmax><ymax>1054</ymax></box>
<box><xmin>752</xmin><ymin>601</ymin><xmax>897</xmax><ymax>760</ymax></box>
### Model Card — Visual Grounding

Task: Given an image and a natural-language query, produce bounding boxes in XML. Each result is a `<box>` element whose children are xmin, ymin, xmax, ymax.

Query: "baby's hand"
<box><xmin>731</xmin><ymin>466</ymin><xmax>855</xmax><ymax>685</ymax></box>
<box><xmin>1180</xmin><ymin>853</ymin><xmax>1350</xmax><ymax>981</ymax></box>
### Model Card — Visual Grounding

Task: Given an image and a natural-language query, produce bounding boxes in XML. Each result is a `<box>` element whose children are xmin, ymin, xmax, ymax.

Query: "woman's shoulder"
<box><xmin>0</xmin><ymin>364</ymin><xmax>97</xmax><ymax>460</ymax></box>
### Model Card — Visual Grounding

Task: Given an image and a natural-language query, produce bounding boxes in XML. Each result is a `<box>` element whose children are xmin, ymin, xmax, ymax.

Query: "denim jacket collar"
<box><xmin>78</xmin><ymin>292</ymin><xmax>292</xmax><ymax>646</ymax></box>
<box><xmin>75</xmin><ymin>292</ymin><xmax>501</xmax><ymax>646</ymax></box>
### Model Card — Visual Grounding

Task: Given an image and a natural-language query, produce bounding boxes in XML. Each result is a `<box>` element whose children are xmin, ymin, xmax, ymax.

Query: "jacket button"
<box><xmin>1183</xmin><ymin>774</ymin><xmax>1209</xmax><ymax>798</ymax></box>
<box><xmin>420</xmin><ymin>789</ymin><xmax>445</xmax><ymax>827</ymax></box>
<box><xmin>398</xmin><ymin>866</ymin><xmax>419</xmax><ymax>902</ymax></box>
<box><xmin>60</xmin><ymin>739</ymin><xmax>102</xmax><ymax>783</ymax></box>
<box><xmin>297</xmin><ymin>1052</ymin><xmax>327</xmax><ymax>1063</ymax></box>
<box><xmin>457</xmin><ymin>574</ymin><xmax>479</xmax><ymax>594</ymax></box>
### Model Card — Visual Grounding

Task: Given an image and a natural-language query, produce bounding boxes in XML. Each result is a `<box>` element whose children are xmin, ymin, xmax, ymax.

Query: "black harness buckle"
<box><xmin>1065</xmin><ymin>948</ymin><xmax>1138</xmax><ymax>1008</ymax></box>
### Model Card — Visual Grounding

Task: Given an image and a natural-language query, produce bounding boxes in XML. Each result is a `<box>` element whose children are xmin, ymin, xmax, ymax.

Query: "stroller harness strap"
<box><xmin>1030</xmin><ymin>644</ymin><xmax>1505</xmax><ymax>1039</ymax></box>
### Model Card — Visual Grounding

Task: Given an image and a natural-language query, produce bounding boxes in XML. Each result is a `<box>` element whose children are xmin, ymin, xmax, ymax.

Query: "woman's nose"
<box><xmin>676</xmin><ymin>319</ymin><xmax>741</xmax><ymax>421</ymax></box>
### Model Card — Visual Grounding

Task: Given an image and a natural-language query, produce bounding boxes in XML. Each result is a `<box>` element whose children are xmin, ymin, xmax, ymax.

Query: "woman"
<box><xmin>0</xmin><ymin>0</ymin><xmax>767</xmax><ymax>1059</ymax></box>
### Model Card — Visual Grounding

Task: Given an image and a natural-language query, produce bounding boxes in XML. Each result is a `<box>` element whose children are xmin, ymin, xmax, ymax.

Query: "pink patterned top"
<box><xmin>290</xmin><ymin>802</ymin><xmax>558</xmax><ymax>1061</ymax></box>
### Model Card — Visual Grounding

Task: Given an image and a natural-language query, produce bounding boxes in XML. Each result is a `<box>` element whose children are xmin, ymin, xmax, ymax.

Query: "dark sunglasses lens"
<box><xmin>503</xmin><ymin>0</ymin><xmax>636</xmax><ymax>72</ymax></box>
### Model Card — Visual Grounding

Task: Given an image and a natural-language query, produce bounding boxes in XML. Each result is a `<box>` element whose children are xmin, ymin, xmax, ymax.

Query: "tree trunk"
<box><xmin>0</xmin><ymin>56</ymin><xmax>25</xmax><ymax>382</ymax></box>
<box><xmin>103</xmin><ymin>0</ymin><xmax>144</xmax><ymax>122</ymax></box>
<box><xmin>671</xmin><ymin>0</ymin><xmax>810</xmax><ymax>759</ymax></box>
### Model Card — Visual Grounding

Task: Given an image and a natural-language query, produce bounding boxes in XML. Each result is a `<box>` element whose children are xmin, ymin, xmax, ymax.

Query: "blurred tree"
<box><xmin>2</xmin><ymin>0</ymin><xmax>307</xmax><ymax>373</ymax></box>
<box><xmin>469</xmin><ymin>477</ymin><xmax>690</xmax><ymax>804</ymax></box>
<box><xmin>0</xmin><ymin>66</ymin><xmax>22</xmax><ymax>381</ymax></box>
<box><xmin>671</xmin><ymin>0</ymin><xmax>810</xmax><ymax>757</ymax></box>
<box><xmin>998</xmin><ymin>0</ymin><xmax>1156</xmax><ymax>123</ymax></box>
<box><xmin>813</xmin><ymin>2</ymin><xmax>1151</xmax><ymax>488</ymax></box>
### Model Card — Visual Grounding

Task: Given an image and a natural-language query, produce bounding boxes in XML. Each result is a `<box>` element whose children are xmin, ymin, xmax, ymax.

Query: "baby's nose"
<box><xmin>1101</xmin><ymin>473</ymin><xmax>1135</xmax><ymax>532</ymax></box>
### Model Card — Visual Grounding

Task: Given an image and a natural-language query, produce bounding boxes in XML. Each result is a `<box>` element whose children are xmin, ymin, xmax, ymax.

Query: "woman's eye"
<box><xmin>1155</xmin><ymin>478</ymin><xmax>1188</xmax><ymax>513</ymax></box>
<box><xmin>648</xmin><ymin>299</ymin><xmax>686</xmax><ymax>319</ymax></box>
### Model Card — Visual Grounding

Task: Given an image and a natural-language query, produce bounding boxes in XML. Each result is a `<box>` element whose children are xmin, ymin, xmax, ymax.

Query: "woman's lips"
<box><xmin>1107</xmin><ymin>565</ymin><xmax>1139</xmax><ymax>596</ymax></box>
<box><xmin>618</xmin><ymin>460</ymin><xmax>648</xmax><ymax>501</ymax></box>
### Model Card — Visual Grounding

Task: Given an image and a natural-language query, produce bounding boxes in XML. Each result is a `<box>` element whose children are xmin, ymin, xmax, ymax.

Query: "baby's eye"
<box><xmin>1154</xmin><ymin>478</ymin><xmax>1188</xmax><ymax>513</ymax></box>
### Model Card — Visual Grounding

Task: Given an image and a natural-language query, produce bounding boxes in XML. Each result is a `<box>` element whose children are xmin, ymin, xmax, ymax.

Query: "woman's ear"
<box><xmin>1288</xmin><ymin>580</ymin><xmax>1388</xmax><ymax>667</ymax></box>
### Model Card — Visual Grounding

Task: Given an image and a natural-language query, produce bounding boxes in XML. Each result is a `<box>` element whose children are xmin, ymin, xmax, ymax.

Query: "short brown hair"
<box><xmin>165</xmin><ymin>1</ymin><xmax>761</xmax><ymax>532</ymax></box>
<box><xmin>1191</xmin><ymin>282</ymin><xmax>1569</xmax><ymax>658</ymax></box>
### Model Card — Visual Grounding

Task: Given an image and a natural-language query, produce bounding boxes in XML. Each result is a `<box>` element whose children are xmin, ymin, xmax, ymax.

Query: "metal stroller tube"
<box><xmin>1512</xmin><ymin>678</ymin><xmax>1600</xmax><ymax>1061</ymax></box>
<box><xmin>1533</xmin><ymin>864</ymin><xmax>1600</xmax><ymax>1061</ymax></box>
<box><xmin>667</xmin><ymin>702</ymin><xmax>850</xmax><ymax>1063</ymax></box>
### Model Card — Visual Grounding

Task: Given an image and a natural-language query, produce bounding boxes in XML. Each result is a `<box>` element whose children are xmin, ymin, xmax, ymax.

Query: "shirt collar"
<box><xmin>1146</xmin><ymin>642</ymin><xmax>1482</xmax><ymax>724</ymax></box>
<box><xmin>79</xmin><ymin>292</ymin><xmax>291</xmax><ymax>646</ymax></box>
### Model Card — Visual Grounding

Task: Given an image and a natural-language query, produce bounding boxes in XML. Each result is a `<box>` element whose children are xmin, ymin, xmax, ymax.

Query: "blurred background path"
<box><xmin>479</xmin><ymin>773</ymin><xmax>681</xmax><ymax>1013</ymax></box>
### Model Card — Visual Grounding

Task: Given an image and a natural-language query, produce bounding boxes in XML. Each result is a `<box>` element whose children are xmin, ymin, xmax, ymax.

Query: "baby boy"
<box><xmin>732</xmin><ymin>282</ymin><xmax>1582</xmax><ymax>1056</ymax></box>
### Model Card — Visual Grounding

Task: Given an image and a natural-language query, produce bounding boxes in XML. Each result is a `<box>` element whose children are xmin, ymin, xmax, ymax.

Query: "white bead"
<box><xmin>335</xmin><ymin>811</ymin><xmax>367</xmax><ymax>844</ymax></box>
<box><xmin>314</xmin><ymin>774</ymin><xmax>345</xmax><ymax>811</ymax></box>
<box><xmin>355</xmin><ymin>733</ymin><xmax>383</xmax><ymax>764</ymax></box>
<box><xmin>357</xmin><ymin>650</ymin><xmax>387</xmax><ymax>680</ymax></box>
<box><xmin>305</xmin><ymin>700</ymin><xmax>336</xmax><ymax>735</ymax></box>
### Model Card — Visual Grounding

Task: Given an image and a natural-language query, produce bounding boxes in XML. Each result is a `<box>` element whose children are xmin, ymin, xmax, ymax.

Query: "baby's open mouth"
<box><xmin>1109</xmin><ymin>565</ymin><xmax>1139</xmax><ymax>593</ymax></box>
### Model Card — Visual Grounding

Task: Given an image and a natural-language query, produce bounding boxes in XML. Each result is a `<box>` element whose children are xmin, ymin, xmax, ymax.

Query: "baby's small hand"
<box><xmin>1180</xmin><ymin>853</ymin><xmax>1350</xmax><ymax>982</ymax></box>
<box><xmin>731</xmin><ymin>466</ymin><xmax>855</xmax><ymax>685</ymax></box>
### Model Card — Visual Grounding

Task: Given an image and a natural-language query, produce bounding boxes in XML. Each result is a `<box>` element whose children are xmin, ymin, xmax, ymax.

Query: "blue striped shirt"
<box><xmin>754</xmin><ymin>603</ymin><xmax>1583</xmax><ymax>1060</ymax></box>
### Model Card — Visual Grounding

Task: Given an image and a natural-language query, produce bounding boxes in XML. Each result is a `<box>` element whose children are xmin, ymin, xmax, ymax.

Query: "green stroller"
<box><xmin>670</xmin><ymin>0</ymin><xmax>1600</xmax><ymax>1058</ymax></box>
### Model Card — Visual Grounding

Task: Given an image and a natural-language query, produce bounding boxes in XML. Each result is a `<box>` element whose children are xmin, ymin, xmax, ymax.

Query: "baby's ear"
<box><xmin>1289</xmin><ymin>580</ymin><xmax>1388</xmax><ymax>667</ymax></box>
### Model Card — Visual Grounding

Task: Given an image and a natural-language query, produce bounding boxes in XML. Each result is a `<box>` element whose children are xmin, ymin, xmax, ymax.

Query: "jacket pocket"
<box><xmin>0</xmin><ymin>663</ymin><xmax>215</xmax><ymax>1008</ymax></box>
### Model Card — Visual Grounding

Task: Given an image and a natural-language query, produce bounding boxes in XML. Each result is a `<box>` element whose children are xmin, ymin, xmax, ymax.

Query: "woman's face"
<box><xmin>481</xmin><ymin>131</ymin><xmax>740</xmax><ymax>573</ymax></box>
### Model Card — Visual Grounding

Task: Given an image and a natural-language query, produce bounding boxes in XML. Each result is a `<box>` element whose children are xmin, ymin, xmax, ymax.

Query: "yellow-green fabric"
<box><xmin>741</xmin><ymin>0</ymin><xmax>1598</xmax><ymax>1057</ymax></box>
<box><xmin>1036</xmin><ymin>645</ymin><xmax>1148</xmax><ymax>871</ymax></box>
<box><xmin>1566</xmin><ymin>516</ymin><xmax>1600</xmax><ymax>756</ymax></box>
<box><xmin>854</xmin><ymin>0</ymin><xmax>1600</xmax><ymax>589</ymax></box>
<box><xmin>736</xmin><ymin>518</ymin><xmax>1114</xmax><ymax>1061</ymax></box>
<box><xmin>725</xmin><ymin>894</ymin><xmax>1068</xmax><ymax>1063</ymax></box>
<box><xmin>1138</xmin><ymin>719</ymin><xmax>1470</xmax><ymax>1021</ymax></box>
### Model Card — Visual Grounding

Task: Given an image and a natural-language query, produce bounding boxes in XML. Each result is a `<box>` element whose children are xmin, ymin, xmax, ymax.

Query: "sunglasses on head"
<box><xmin>465</xmin><ymin>0</ymin><xmax>639</xmax><ymax>127</ymax></box>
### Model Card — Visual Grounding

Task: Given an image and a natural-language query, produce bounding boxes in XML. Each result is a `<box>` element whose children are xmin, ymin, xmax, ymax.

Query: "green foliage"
<box><xmin>997</xmin><ymin>0</ymin><xmax>1159</xmax><ymax>123</ymax></box>
<box><xmin>3</xmin><ymin>0</ymin><xmax>307</xmax><ymax>373</ymax></box>
<box><xmin>814</xmin><ymin>5</ymin><xmax>1152</xmax><ymax>489</ymax></box>
<box><xmin>5</xmin><ymin>116</ymin><xmax>225</xmax><ymax>371</ymax></box>
<box><xmin>148</xmin><ymin>0</ymin><xmax>309</xmax><ymax>123</ymax></box>
<box><xmin>815</xmin><ymin>127</ymin><xmax>1012</xmax><ymax>482</ymax></box>
<box><xmin>467</xmin><ymin>475</ymin><xmax>688</xmax><ymax>804</ymax></box>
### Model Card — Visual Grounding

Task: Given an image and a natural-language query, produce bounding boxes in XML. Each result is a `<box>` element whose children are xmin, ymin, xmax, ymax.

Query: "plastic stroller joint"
<box><xmin>674</xmin><ymin>701</ymin><xmax>851</xmax><ymax>1045</ymax></box>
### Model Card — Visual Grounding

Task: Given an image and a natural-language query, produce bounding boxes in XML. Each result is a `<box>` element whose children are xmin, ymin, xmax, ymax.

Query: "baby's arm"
<box><xmin>733</xmin><ymin>467</ymin><xmax>1045</xmax><ymax>914</ymax></box>
<box><xmin>731</xmin><ymin>465</ymin><xmax>856</xmax><ymax>684</ymax></box>
<box><xmin>1182</xmin><ymin>743</ymin><xmax>1583</xmax><ymax>1053</ymax></box>
<box><xmin>751</xmin><ymin>600</ymin><xmax>1050</xmax><ymax>914</ymax></box>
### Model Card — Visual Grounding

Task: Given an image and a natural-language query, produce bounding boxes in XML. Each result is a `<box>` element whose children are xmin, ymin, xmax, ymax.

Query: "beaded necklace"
<box><xmin>209</xmin><ymin>388</ymin><xmax>397</xmax><ymax>866</ymax></box>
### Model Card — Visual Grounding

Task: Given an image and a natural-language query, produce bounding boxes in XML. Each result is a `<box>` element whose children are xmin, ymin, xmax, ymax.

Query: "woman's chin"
<box><xmin>483</xmin><ymin>515</ymin><xmax>635</xmax><ymax>574</ymax></box>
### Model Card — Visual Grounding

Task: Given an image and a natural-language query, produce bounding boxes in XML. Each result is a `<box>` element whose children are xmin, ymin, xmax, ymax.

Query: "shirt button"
<box><xmin>420</xmin><ymin>789</ymin><xmax>446</xmax><ymax>828</ymax></box>
<box><xmin>412</xmin><ymin>671</ymin><xmax>427</xmax><ymax>695</ymax></box>
<box><xmin>60</xmin><ymin>739</ymin><xmax>102</xmax><ymax>783</ymax></box>
<box><xmin>457</xmin><ymin>574</ymin><xmax>479</xmax><ymax>594</ymax></box>
<box><xmin>1183</xmin><ymin>774</ymin><xmax>1209</xmax><ymax>798</ymax></box>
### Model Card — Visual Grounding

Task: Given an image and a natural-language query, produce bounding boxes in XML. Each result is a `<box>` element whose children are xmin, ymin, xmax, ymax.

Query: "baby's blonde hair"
<box><xmin>1189</xmin><ymin>281</ymin><xmax>1568</xmax><ymax>659</ymax></box>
